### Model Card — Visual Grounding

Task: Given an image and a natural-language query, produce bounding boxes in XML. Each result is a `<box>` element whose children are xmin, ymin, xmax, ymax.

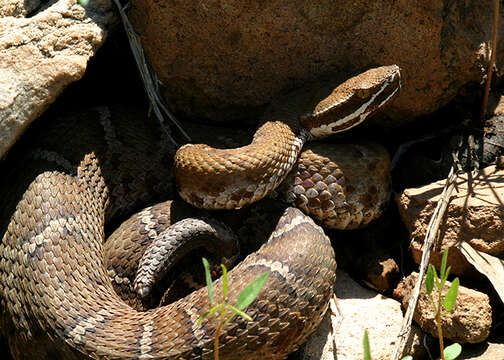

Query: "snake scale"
<box><xmin>0</xmin><ymin>65</ymin><xmax>400</xmax><ymax>359</ymax></box>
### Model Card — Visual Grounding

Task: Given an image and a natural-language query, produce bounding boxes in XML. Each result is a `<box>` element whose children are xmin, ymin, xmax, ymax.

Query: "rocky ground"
<box><xmin>1</xmin><ymin>1</ymin><xmax>504</xmax><ymax>359</ymax></box>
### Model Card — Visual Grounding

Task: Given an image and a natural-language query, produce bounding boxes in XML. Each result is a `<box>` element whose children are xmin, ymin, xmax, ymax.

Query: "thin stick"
<box><xmin>480</xmin><ymin>0</ymin><xmax>500</xmax><ymax>122</ymax></box>
<box><xmin>436</xmin><ymin>289</ymin><xmax>445</xmax><ymax>360</ymax></box>
<box><xmin>112</xmin><ymin>0</ymin><xmax>191</xmax><ymax>145</ymax></box>
<box><xmin>391</xmin><ymin>165</ymin><xmax>458</xmax><ymax>360</ymax></box>
<box><xmin>330</xmin><ymin>293</ymin><xmax>344</xmax><ymax>333</ymax></box>
<box><xmin>214</xmin><ymin>325</ymin><xmax>221</xmax><ymax>360</ymax></box>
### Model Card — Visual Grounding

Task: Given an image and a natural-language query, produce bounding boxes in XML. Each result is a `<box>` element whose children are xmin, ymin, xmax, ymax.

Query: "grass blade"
<box><xmin>363</xmin><ymin>329</ymin><xmax>372</xmax><ymax>360</ymax></box>
<box><xmin>227</xmin><ymin>304</ymin><xmax>253</xmax><ymax>321</ymax></box>
<box><xmin>221</xmin><ymin>264</ymin><xmax>228</xmax><ymax>300</ymax></box>
<box><xmin>197</xmin><ymin>304</ymin><xmax>223</xmax><ymax>326</ymax></box>
<box><xmin>440</xmin><ymin>248</ymin><xmax>449</xmax><ymax>279</ymax></box>
<box><xmin>433</xmin><ymin>265</ymin><xmax>440</xmax><ymax>289</ymax></box>
<box><xmin>202</xmin><ymin>258</ymin><xmax>214</xmax><ymax>305</ymax></box>
<box><xmin>236</xmin><ymin>271</ymin><xmax>270</xmax><ymax>310</ymax></box>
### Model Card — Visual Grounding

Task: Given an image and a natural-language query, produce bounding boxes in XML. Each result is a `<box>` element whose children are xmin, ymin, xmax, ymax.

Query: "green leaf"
<box><xmin>433</xmin><ymin>265</ymin><xmax>441</xmax><ymax>289</ymax></box>
<box><xmin>236</xmin><ymin>271</ymin><xmax>270</xmax><ymax>311</ymax></box>
<box><xmin>77</xmin><ymin>0</ymin><xmax>89</xmax><ymax>5</ymax></box>
<box><xmin>363</xmin><ymin>329</ymin><xmax>372</xmax><ymax>360</ymax></box>
<box><xmin>197</xmin><ymin>304</ymin><xmax>223</xmax><ymax>326</ymax></box>
<box><xmin>426</xmin><ymin>264</ymin><xmax>435</xmax><ymax>294</ymax></box>
<box><xmin>202</xmin><ymin>258</ymin><xmax>214</xmax><ymax>305</ymax></box>
<box><xmin>440</xmin><ymin>248</ymin><xmax>449</xmax><ymax>279</ymax></box>
<box><xmin>444</xmin><ymin>277</ymin><xmax>460</xmax><ymax>312</ymax></box>
<box><xmin>227</xmin><ymin>304</ymin><xmax>253</xmax><ymax>321</ymax></box>
<box><xmin>221</xmin><ymin>264</ymin><xmax>228</xmax><ymax>300</ymax></box>
<box><xmin>443</xmin><ymin>342</ymin><xmax>462</xmax><ymax>360</ymax></box>
<box><xmin>222</xmin><ymin>305</ymin><xmax>254</xmax><ymax>328</ymax></box>
<box><xmin>401</xmin><ymin>356</ymin><xmax>413</xmax><ymax>360</ymax></box>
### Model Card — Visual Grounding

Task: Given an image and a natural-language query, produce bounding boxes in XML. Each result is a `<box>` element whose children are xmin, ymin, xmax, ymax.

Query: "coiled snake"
<box><xmin>0</xmin><ymin>66</ymin><xmax>400</xmax><ymax>359</ymax></box>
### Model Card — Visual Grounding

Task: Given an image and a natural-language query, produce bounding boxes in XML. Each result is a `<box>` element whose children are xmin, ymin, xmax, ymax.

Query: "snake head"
<box><xmin>301</xmin><ymin>65</ymin><xmax>402</xmax><ymax>138</ymax></box>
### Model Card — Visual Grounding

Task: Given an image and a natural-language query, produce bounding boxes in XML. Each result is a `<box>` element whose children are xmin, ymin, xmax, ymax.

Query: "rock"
<box><xmin>459</xmin><ymin>336</ymin><xmax>504</xmax><ymax>359</ymax></box>
<box><xmin>330</xmin><ymin>206</ymin><xmax>404</xmax><ymax>295</ymax></box>
<box><xmin>396</xmin><ymin>165</ymin><xmax>504</xmax><ymax>276</ymax></box>
<box><xmin>363</xmin><ymin>257</ymin><xmax>401</xmax><ymax>294</ymax></box>
<box><xmin>0</xmin><ymin>0</ymin><xmax>40</xmax><ymax>17</ymax></box>
<box><xmin>334</xmin><ymin>234</ymin><xmax>402</xmax><ymax>294</ymax></box>
<box><xmin>128</xmin><ymin>0</ymin><xmax>498</xmax><ymax>124</ymax></box>
<box><xmin>298</xmin><ymin>270</ymin><xmax>425</xmax><ymax>360</ymax></box>
<box><xmin>394</xmin><ymin>272</ymin><xmax>492</xmax><ymax>344</ymax></box>
<box><xmin>0</xmin><ymin>0</ymin><xmax>115</xmax><ymax>159</ymax></box>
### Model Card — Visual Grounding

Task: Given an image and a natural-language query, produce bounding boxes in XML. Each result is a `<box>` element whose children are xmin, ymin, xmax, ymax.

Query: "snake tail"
<box><xmin>133</xmin><ymin>217</ymin><xmax>240</xmax><ymax>298</ymax></box>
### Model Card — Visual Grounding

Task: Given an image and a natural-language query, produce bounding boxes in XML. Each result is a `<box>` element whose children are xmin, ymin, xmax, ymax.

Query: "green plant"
<box><xmin>198</xmin><ymin>258</ymin><xmax>270</xmax><ymax>360</ymax></box>
<box><xmin>425</xmin><ymin>248</ymin><xmax>462</xmax><ymax>360</ymax></box>
<box><xmin>363</xmin><ymin>329</ymin><xmax>412</xmax><ymax>360</ymax></box>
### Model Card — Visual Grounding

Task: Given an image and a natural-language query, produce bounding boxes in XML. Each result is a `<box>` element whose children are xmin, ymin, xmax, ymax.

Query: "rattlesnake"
<box><xmin>175</xmin><ymin>65</ymin><xmax>399</xmax><ymax>228</ymax></box>
<box><xmin>0</xmin><ymin>66</ymin><xmax>400</xmax><ymax>359</ymax></box>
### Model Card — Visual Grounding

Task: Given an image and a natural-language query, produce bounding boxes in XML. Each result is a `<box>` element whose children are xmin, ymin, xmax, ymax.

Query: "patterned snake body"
<box><xmin>1</xmin><ymin>154</ymin><xmax>336</xmax><ymax>359</ymax></box>
<box><xmin>0</xmin><ymin>66</ymin><xmax>400</xmax><ymax>359</ymax></box>
<box><xmin>282</xmin><ymin>142</ymin><xmax>391</xmax><ymax>230</ymax></box>
<box><xmin>175</xmin><ymin>65</ymin><xmax>400</xmax><ymax>213</ymax></box>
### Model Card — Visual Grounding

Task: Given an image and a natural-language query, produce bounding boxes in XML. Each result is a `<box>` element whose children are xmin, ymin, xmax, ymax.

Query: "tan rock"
<box><xmin>299</xmin><ymin>270</ymin><xmax>424</xmax><ymax>360</ymax></box>
<box><xmin>364</xmin><ymin>257</ymin><xmax>400</xmax><ymax>293</ymax></box>
<box><xmin>0</xmin><ymin>0</ymin><xmax>40</xmax><ymax>17</ymax></box>
<box><xmin>0</xmin><ymin>0</ymin><xmax>115</xmax><ymax>159</ymax></box>
<box><xmin>129</xmin><ymin>0</ymin><xmax>497</xmax><ymax>124</ymax></box>
<box><xmin>396</xmin><ymin>165</ymin><xmax>504</xmax><ymax>275</ymax></box>
<box><xmin>395</xmin><ymin>273</ymin><xmax>492</xmax><ymax>344</ymax></box>
<box><xmin>459</xmin><ymin>337</ymin><xmax>504</xmax><ymax>359</ymax></box>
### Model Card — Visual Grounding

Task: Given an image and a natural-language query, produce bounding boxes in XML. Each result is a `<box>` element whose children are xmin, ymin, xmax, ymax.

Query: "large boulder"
<box><xmin>128</xmin><ymin>0</ymin><xmax>499</xmax><ymax>124</ymax></box>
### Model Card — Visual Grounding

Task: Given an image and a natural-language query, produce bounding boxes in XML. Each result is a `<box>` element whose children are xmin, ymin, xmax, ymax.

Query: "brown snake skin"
<box><xmin>281</xmin><ymin>142</ymin><xmax>391</xmax><ymax>230</ymax></box>
<box><xmin>131</xmin><ymin>216</ymin><xmax>240</xmax><ymax>299</ymax></box>
<box><xmin>175</xmin><ymin>65</ymin><xmax>400</xmax><ymax>214</ymax></box>
<box><xmin>1</xmin><ymin>154</ymin><xmax>336</xmax><ymax>359</ymax></box>
<box><xmin>0</xmin><ymin>66</ymin><xmax>400</xmax><ymax>359</ymax></box>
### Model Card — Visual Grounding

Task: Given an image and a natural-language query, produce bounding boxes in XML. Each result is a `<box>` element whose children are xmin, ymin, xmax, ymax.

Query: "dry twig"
<box><xmin>391</xmin><ymin>163</ymin><xmax>459</xmax><ymax>360</ymax></box>
<box><xmin>112</xmin><ymin>0</ymin><xmax>191</xmax><ymax>145</ymax></box>
<box><xmin>480</xmin><ymin>0</ymin><xmax>500</xmax><ymax>121</ymax></box>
